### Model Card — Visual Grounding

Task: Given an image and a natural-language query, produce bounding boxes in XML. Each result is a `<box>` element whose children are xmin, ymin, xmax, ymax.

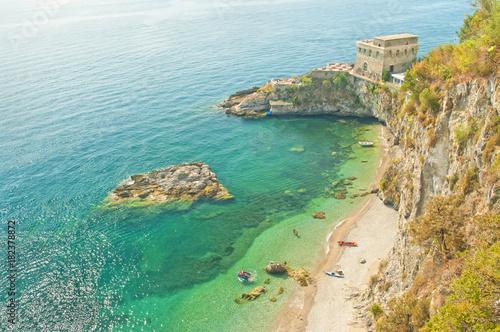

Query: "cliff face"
<box><xmin>371</xmin><ymin>75</ymin><xmax>500</xmax><ymax>313</ymax></box>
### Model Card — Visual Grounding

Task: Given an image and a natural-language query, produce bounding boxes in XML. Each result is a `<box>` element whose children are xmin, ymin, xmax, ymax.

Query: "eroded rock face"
<box><xmin>107</xmin><ymin>161</ymin><xmax>233</xmax><ymax>204</ymax></box>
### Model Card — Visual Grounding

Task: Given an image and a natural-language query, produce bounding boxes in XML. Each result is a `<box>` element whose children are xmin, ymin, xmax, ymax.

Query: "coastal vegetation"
<box><xmin>373</xmin><ymin>1</ymin><xmax>500</xmax><ymax>330</ymax></box>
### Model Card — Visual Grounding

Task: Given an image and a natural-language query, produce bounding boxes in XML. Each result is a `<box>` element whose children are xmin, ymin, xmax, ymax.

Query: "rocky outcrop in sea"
<box><xmin>106</xmin><ymin>161</ymin><xmax>233</xmax><ymax>205</ymax></box>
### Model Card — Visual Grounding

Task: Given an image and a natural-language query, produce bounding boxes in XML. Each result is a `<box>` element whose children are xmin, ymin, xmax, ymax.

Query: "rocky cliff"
<box><xmin>367</xmin><ymin>74</ymin><xmax>500</xmax><ymax>324</ymax></box>
<box><xmin>218</xmin><ymin>74</ymin><xmax>393</xmax><ymax>120</ymax></box>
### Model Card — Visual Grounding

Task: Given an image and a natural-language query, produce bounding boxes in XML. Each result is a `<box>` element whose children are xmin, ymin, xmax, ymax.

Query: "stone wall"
<box><xmin>271</xmin><ymin>79</ymin><xmax>302</xmax><ymax>92</ymax></box>
<box><xmin>311</xmin><ymin>69</ymin><xmax>344</xmax><ymax>80</ymax></box>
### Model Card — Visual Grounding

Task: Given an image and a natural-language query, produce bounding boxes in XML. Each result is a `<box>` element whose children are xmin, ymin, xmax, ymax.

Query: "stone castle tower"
<box><xmin>354</xmin><ymin>33</ymin><xmax>419</xmax><ymax>81</ymax></box>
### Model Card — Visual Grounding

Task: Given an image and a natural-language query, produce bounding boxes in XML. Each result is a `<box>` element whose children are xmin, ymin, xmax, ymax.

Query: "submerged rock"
<box><xmin>239</xmin><ymin>286</ymin><xmax>267</xmax><ymax>301</ymax></box>
<box><xmin>106</xmin><ymin>161</ymin><xmax>233</xmax><ymax>205</ymax></box>
<box><xmin>290</xmin><ymin>145</ymin><xmax>305</xmax><ymax>153</ymax></box>
<box><xmin>288</xmin><ymin>268</ymin><xmax>311</xmax><ymax>286</ymax></box>
<box><xmin>313</xmin><ymin>211</ymin><xmax>326</xmax><ymax>219</ymax></box>
<box><xmin>335</xmin><ymin>193</ymin><xmax>347</xmax><ymax>199</ymax></box>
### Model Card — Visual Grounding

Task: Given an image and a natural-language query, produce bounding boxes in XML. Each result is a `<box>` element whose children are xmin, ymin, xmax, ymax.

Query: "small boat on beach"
<box><xmin>324</xmin><ymin>270</ymin><xmax>345</xmax><ymax>278</ymax></box>
<box><xmin>337</xmin><ymin>241</ymin><xmax>357</xmax><ymax>246</ymax></box>
<box><xmin>358</xmin><ymin>141</ymin><xmax>374</xmax><ymax>146</ymax></box>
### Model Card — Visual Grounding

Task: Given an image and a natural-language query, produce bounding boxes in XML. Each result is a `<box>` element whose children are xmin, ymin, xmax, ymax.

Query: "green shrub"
<box><xmin>404</xmin><ymin>100</ymin><xmax>416</xmax><ymax>116</ymax></box>
<box><xmin>331</xmin><ymin>74</ymin><xmax>348</xmax><ymax>90</ymax></box>
<box><xmin>375</xmin><ymin>293</ymin><xmax>430</xmax><ymax>332</ymax></box>
<box><xmin>419</xmin><ymin>88</ymin><xmax>440</xmax><ymax>113</ymax></box>
<box><xmin>382</xmin><ymin>70</ymin><xmax>392</xmax><ymax>82</ymax></box>
<box><xmin>370</xmin><ymin>304</ymin><xmax>384</xmax><ymax>320</ymax></box>
<box><xmin>300</xmin><ymin>76</ymin><xmax>313</xmax><ymax>87</ymax></box>
<box><xmin>461</xmin><ymin>165</ymin><xmax>479</xmax><ymax>195</ymax></box>
<box><xmin>482</xmin><ymin>133</ymin><xmax>500</xmax><ymax>163</ymax></box>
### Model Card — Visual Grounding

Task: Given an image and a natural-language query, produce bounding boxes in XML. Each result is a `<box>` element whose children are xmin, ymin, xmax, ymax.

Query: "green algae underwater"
<box><xmin>93</xmin><ymin>116</ymin><xmax>382</xmax><ymax>330</ymax></box>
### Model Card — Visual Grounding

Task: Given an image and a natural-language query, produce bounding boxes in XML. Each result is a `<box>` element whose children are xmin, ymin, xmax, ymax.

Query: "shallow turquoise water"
<box><xmin>0</xmin><ymin>0</ymin><xmax>470</xmax><ymax>330</ymax></box>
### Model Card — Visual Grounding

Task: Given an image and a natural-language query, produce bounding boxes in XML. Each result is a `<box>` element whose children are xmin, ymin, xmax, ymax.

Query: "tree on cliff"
<box><xmin>410</xmin><ymin>195</ymin><xmax>466</xmax><ymax>257</ymax></box>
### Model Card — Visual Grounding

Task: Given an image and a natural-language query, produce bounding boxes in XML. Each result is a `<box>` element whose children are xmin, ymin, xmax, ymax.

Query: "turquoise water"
<box><xmin>0</xmin><ymin>0</ymin><xmax>470</xmax><ymax>330</ymax></box>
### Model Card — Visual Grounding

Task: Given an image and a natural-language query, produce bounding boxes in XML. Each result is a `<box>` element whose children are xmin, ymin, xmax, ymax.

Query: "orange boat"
<box><xmin>337</xmin><ymin>241</ymin><xmax>357</xmax><ymax>246</ymax></box>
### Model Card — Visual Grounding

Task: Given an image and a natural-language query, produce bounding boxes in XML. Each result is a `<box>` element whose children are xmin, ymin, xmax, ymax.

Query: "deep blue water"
<box><xmin>0</xmin><ymin>0</ymin><xmax>471</xmax><ymax>330</ymax></box>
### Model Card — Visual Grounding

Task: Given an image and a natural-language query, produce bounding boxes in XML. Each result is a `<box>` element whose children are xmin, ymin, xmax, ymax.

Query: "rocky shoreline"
<box><xmin>106</xmin><ymin>161</ymin><xmax>233</xmax><ymax>205</ymax></box>
<box><xmin>218</xmin><ymin>72</ymin><xmax>392</xmax><ymax>120</ymax></box>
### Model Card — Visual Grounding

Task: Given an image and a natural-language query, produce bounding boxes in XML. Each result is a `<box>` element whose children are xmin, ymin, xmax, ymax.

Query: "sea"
<box><xmin>0</xmin><ymin>0</ymin><xmax>470</xmax><ymax>330</ymax></box>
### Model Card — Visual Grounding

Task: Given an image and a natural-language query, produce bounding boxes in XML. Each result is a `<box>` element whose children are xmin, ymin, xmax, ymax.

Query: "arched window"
<box><xmin>369</xmin><ymin>50</ymin><xmax>372</xmax><ymax>57</ymax></box>
<box><xmin>412</xmin><ymin>48</ymin><xmax>415</xmax><ymax>54</ymax></box>
<box><xmin>389</xmin><ymin>50</ymin><xmax>392</xmax><ymax>57</ymax></box>
<box><xmin>364</xmin><ymin>62</ymin><xmax>368</xmax><ymax>71</ymax></box>
<box><xmin>405</xmin><ymin>49</ymin><xmax>407</xmax><ymax>55</ymax></box>
<box><xmin>396</xmin><ymin>50</ymin><xmax>400</xmax><ymax>56</ymax></box>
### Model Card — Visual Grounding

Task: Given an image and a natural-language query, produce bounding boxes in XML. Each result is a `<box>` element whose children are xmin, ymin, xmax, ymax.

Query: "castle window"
<box><xmin>389</xmin><ymin>50</ymin><xmax>392</xmax><ymax>57</ymax></box>
<box><xmin>376</xmin><ymin>51</ymin><xmax>379</xmax><ymax>58</ymax></box>
<box><xmin>378</xmin><ymin>43</ymin><xmax>381</xmax><ymax>47</ymax></box>
<box><xmin>364</xmin><ymin>62</ymin><xmax>368</xmax><ymax>71</ymax></box>
<box><xmin>364</xmin><ymin>49</ymin><xmax>366</xmax><ymax>54</ymax></box>
<box><xmin>405</xmin><ymin>41</ymin><xmax>408</xmax><ymax>45</ymax></box>
<box><xmin>358</xmin><ymin>47</ymin><xmax>361</xmax><ymax>52</ymax></box>
<box><xmin>405</xmin><ymin>49</ymin><xmax>407</xmax><ymax>55</ymax></box>
<box><xmin>412</xmin><ymin>48</ymin><xmax>415</xmax><ymax>54</ymax></box>
<box><xmin>396</xmin><ymin>50</ymin><xmax>400</xmax><ymax>56</ymax></box>
<box><xmin>369</xmin><ymin>50</ymin><xmax>372</xmax><ymax>57</ymax></box>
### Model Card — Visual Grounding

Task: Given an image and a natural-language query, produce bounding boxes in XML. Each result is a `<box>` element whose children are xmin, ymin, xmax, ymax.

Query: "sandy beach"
<box><xmin>270</xmin><ymin>125</ymin><xmax>401</xmax><ymax>332</ymax></box>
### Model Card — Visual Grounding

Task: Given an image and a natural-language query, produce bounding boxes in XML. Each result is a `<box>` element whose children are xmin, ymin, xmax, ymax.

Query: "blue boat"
<box><xmin>238</xmin><ymin>270</ymin><xmax>252</xmax><ymax>281</ymax></box>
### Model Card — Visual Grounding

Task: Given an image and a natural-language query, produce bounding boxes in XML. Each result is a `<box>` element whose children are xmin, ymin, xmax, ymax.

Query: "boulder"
<box><xmin>313</xmin><ymin>211</ymin><xmax>326</xmax><ymax>219</ymax></box>
<box><xmin>266</xmin><ymin>261</ymin><xmax>287</xmax><ymax>274</ymax></box>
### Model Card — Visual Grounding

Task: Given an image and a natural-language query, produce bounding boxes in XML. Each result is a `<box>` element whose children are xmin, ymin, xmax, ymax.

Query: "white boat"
<box><xmin>358</xmin><ymin>141</ymin><xmax>374</xmax><ymax>146</ymax></box>
<box><xmin>324</xmin><ymin>270</ymin><xmax>345</xmax><ymax>278</ymax></box>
